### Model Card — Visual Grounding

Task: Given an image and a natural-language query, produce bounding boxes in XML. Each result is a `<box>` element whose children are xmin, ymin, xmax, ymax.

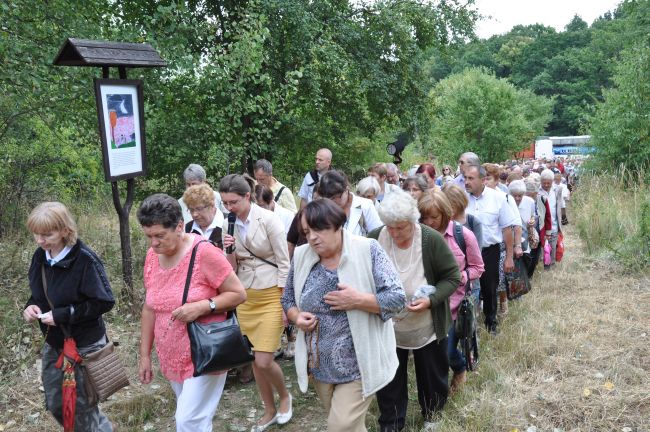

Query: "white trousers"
<box><xmin>169</xmin><ymin>373</ymin><xmax>227</xmax><ymax>432</ymax></box>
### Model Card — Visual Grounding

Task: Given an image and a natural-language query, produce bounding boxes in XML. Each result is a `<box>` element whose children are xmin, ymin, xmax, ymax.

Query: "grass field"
<box><xmin>0</xmin><ymin>217</ymin><xmax>648</xmax><ymax>432</ymax></box>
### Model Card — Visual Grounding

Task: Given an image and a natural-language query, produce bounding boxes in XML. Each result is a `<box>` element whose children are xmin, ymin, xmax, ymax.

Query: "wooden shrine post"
<box><xmin>53</xmin><ymin>38</ymin><xmax>167</xmax><ymax>304</ymax></box>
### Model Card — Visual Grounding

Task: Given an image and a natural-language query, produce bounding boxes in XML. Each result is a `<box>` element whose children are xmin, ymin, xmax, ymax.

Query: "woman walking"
<box><xmin>23</xmin><ymin>202</ymin><xmax>116</xmax><ymax>431</ymax></box>
<box><xmin>219</xmin><ymin>174</ymin><xmax>293</xmax><ymax>432</ymax></box>
<box><xmin>368</xmin><ymin>190</ymin><xmax>460</xmax><ymax>432</ymax></box>
<box><xmin>282</xmin><ymin>199</ymin><xmax>405</xmax><ymax>431</ymax></box>
<box><xmin>137</xmin><ymin>194</ymin><xmax>246</xmax><ymax>431</ymax></box>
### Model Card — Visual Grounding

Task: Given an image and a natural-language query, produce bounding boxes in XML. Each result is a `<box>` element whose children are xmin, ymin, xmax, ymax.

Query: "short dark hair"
<box><xmin>137</xmin><ymin>193</ymin><xmax>182</xmax><ymax>229</ymax></box>
<box><xmin>316</xmin><ymin>170</ymin><xmax>349</xmax><ymax>199</ymax></box>
<box><xmin>303</xmin><ymin>199</ymin><xmax>347</xmax><ymax>231</ymax></box>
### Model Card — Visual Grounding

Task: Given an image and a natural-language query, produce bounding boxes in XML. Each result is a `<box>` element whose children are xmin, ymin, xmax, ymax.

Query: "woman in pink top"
<box><xmin>418</xmin><ymin>191</ymin><xmax>484</xmax><ymax>394</ymax></box>
<box><xmin>137</xmin><ymin>194</ymin><xmax>246</xmax><ymax>432</ymax></box>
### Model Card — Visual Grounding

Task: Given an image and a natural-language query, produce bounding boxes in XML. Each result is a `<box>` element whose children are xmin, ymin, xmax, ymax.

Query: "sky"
<box><xmin>473</xmin><ymin>0</ymin><xmax>622</xmax><ymax>39</ymax></box>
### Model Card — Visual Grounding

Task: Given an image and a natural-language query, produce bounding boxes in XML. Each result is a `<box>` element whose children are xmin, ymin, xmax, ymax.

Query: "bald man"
<box><xmin>298</xmin><ymin>148</ymin><xmax>332</xmax><ymax>209</ymax></box>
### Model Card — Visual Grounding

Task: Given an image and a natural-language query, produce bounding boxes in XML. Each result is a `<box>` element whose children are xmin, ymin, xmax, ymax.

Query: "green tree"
<box><xmin>588</xmin><ymin>45</ymin><xmax>650</xmax><ymax>174</ymax></box>
<box><xmin>427</xmin><ymin>68</ymin><xmax>553</xmax><ymax>162</ymax></box>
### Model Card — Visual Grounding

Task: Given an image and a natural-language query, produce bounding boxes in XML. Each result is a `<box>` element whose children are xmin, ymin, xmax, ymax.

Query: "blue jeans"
<box><xmin>447</xmin><ymin>323</ymin><xmax>466</xmax><ymax>373</ymax></box>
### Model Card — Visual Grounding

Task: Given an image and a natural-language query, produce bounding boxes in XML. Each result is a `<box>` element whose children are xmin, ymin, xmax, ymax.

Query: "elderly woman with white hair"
<box><xmin>508</xmin><ymin>180</ymin><xmax>536</xmax><ymax>255</ymax></box>
<box><xmin>524</xmin><ymin>177</ymin><xmax>552</xmax><ymax>277</ymax></box>
<box><xmin>539</xmin><ymin>169</ymin><xmax>565</xmax><ymax>269</ymax></box>
<box><xmin>356</xmin><ymin>176</ymin><xmax>382</xmax><ymax>206</ymax></box>
<box><xmin>368</xmin><ymin>190</ymin><xmax>460</xmax><ymax>432</ymax></box>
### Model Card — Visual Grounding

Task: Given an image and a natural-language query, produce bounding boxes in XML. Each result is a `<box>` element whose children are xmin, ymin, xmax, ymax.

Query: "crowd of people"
<box><xmin>22</xmin><ymin>148</ymin><xmax>577</xmax><ymax>432</ymax></box>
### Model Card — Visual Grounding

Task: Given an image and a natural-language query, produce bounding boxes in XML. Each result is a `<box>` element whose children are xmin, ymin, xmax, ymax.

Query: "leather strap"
<box><xmin>182</xmin><ymin>240</ymin><xmax>216</xmax><ymax>305</ymax></box>
<box><xmin>41</xmin><ymin>264</ymin><xmax>72</xmax><ymax>338</ymax></box>
<box><xmin>241</xmin><ymin>244</ymin><xmax>278</xmax><ymax>268</ymax></box>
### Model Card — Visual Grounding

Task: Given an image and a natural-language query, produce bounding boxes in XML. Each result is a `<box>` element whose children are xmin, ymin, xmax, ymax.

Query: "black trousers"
<box><xmin>480</xmin><ymin>244</ymin><xmax>500</xmax><ymax>328</ymax></box>
<box><xmin>527</xmin><ymin>240</ymin><xmax>542</xmax><ymax>279</ymax></box>
<box><xmin>376</xmin><ymin>338</ymin><xmax>449</xmax><ymax>432</ymax></box>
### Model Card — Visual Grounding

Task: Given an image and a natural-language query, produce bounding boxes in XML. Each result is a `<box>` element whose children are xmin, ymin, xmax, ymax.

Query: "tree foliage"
<box><xmin>0</xmin><ymin>0</ymin><xmax>478</xmax><ymax>233</ymax></box>
<box><xmin>427</xmin><ymin>68</ymin><xmax>553</xmax><ymax>162</ymax></box>
<box><xmin>427</xmin><ymin>1</ymin><xmax>650</xmax><ymax>137</ymax></box>
<box><xmin>588</xmin><ymin>45</ymin><xmax>650</xmax><ymax>175</ymax></box>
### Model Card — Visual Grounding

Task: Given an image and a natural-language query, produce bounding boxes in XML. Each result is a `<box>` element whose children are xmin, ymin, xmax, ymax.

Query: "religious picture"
<box><xmin>94</xmin><ymin>79</ymin><xmax>147</xmax><ymax>181</ymax></box>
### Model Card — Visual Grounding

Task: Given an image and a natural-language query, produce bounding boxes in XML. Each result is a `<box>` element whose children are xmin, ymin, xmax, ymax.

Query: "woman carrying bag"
<box><xmin>137</xmin><ymin>193</ymin><xmax>246</xmax><ymax>432</ymax></box>
<box><xmin>23</xmin><ymin>202</ymin><xmax>116</xmax><ymax>431</ymax></box>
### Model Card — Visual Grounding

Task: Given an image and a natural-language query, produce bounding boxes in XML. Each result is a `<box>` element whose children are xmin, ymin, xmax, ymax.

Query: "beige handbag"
<box><xmin>82</xmin><ymin>341</ymin><xmax>129</xmax><ymax>404</ymax></box>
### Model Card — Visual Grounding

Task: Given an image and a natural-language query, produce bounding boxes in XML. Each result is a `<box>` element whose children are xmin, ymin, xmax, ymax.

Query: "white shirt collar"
<box><xmin>45</xmin><ymin>245</ymin><xmax>72</xmax><ymax>265</ymax></box>
<box><xmin>191</xmin><ymin>217</ymin><xmax>220</xmax><ymax>239</ymax></box>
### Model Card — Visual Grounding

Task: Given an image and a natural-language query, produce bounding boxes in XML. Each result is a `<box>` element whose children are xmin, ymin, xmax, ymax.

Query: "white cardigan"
<box><xmin>292</xmin><ymin>230</ymin><xmax>398</xmax><ymax>398</ymax></box>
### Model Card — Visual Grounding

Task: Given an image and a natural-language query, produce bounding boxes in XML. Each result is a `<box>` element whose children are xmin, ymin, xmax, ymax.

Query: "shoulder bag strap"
<box><xmin>241</xmin><ymin>244</ymin><xmax>278</xmax><ymax>268</ymax></box>
<box><xmin>182</xmin><ymin>240</ymin><xmax>214</xmax><ymax>305</ymax></box>
<box><xmin>41</xmin><ymin>264</ymin><xmax>72</xmax><ymax>338</ymax></box>
<box><xmin>274</xmin><ymin>186</ymin><xmax>286</xmax><ymax>202</ymax></box>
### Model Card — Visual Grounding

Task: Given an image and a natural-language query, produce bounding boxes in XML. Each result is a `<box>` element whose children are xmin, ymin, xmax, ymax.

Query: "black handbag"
<box><xmin>183</xmin><ymin>240</ymin><xmax>255</xmax><ymax>377</ymax></box>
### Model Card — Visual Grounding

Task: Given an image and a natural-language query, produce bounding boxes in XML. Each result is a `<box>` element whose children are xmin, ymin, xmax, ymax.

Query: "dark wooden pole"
<box><xmin>106</xmin><ymin>65</ymin><xmax>136</xmax><ymax>305</ymax></box>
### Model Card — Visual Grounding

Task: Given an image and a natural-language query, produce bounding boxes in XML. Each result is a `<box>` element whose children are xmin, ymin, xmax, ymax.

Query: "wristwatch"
<box><xmin>208</xmin><ymin>298</ymin><xmax>217</xmax><ymax>314</ymax></box>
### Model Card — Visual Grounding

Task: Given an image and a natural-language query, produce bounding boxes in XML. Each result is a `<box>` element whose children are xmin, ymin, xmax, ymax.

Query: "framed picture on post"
<box><xmin>94</xmin><ymin>78</ymin><xmax>147</xmax><ymax>181</ymax></box>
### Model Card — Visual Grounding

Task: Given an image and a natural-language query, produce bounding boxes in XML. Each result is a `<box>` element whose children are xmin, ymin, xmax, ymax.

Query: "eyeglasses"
<box><xmin>188</xmin><ymin>205</ymin><xmax>209</xmax><ymax>214</ymax></box>
<box><xmin>222</xmin><ymin>198</ymin><xmax>243</xmax><ymax>207</ymax></box>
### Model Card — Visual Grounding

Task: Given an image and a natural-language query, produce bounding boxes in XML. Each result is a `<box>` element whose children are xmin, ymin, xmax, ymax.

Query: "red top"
<box><xmin>144</xmin><ymin>235</ymin><xmax>232</xmax><ymax>382</ymax></box>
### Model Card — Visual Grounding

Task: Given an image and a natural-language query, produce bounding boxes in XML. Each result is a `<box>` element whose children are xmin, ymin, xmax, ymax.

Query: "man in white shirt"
<box><xmin>298</xmin><ymin>148</ymin><xmax>332</xmax><ymax>209</ymax></box>
<box><xmin>253</xmin><ymin>159</ymin><xmax>298</xmax><ymax>213</ymax></box>
<box><xmin>464</xmin><ymin>164</ymin><xmax>519</xmax><ymax>335</ymax></box>
<box><xmin>178</xmin><ymin>164</ymin><xmax>226</xmax><ymax>226</ymax></box>
<box><xmin>540</xmin><ymin>169</ymin><xmax>565</xmax><ymax>267</ymax></box>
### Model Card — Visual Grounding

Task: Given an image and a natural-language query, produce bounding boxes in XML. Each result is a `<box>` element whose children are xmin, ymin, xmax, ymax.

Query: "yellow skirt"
<box><xmin>237</xmin><ymin>287</ymin><xmax>284</xmax><ymax>353</ymax></box>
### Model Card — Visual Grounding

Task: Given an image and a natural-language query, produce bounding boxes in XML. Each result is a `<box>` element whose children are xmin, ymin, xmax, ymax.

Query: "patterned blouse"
<box><xmin>282</xmin><ymin>240</ymin><xmax>404</xmax><ymax>384</ymax></box>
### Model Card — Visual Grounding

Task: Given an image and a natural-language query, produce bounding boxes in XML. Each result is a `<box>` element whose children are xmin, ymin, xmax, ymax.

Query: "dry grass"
<box><xmin>1</xmin><ymin>217</ymin><xmax>648</xmax><ymax>431</ymax></box>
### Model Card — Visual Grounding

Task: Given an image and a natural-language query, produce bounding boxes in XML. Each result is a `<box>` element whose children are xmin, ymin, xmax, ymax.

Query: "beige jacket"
<box><xmin>225</xmin><ymin>203</ymin><xmax>290</xmax><ymax>289</ymax></box>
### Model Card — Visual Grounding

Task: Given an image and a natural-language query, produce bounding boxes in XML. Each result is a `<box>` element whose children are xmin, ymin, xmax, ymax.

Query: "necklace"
<box><xmin>390</xmin><ymin>235</ymin><xmax>415</xmax><ymax>273</ymax></box>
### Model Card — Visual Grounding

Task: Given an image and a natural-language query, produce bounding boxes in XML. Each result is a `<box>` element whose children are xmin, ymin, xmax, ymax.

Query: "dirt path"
<box><xmin>1</xmin><ymin>224</ymin><xmax>648</xmax><ymax>431</ymax></box>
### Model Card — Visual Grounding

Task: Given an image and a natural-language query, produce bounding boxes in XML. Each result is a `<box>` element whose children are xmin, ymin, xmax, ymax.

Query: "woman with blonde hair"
<box><xmin>182</xmin><ymin>183</ymin><xmax>223</xmax><ymax>248</ymax></box>
<box><xmin>23</xmin><ymin>202</ymin><xmax>116</xmax><ymax>431</ymax></box>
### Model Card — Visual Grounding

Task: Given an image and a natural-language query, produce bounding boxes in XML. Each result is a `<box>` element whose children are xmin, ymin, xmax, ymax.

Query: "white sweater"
<box><xmin>291</xmin><ymin>230</ymin><xmax>399</xmax><ymax>398</ymax></box>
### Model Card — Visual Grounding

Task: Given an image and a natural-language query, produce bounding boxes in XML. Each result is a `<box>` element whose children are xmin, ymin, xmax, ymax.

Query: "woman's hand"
<box><xmin>222</xmin><ymin>234</ymin><xmax>236</xmax><ymax>253</ymax></box>
<box><xmin>171</xmin><ymin>301</ymin><xmax>208</xmax><ymax>322</ymax></box>
<box><xmin>39</xmin><ymin>311</ymin><xmax>56</xmax><ymax>326</ymax></box>
<box><xmin>139</xmin><ymin>355</ymin><xmax>153</xmax><ymax>384</ymax></box>
<box><xmin>23</xmin><ymin>305</ymin><xmax>42</xmax><ymax>323</ymax></box>
<box><xmin>406</xmin><ymin>297</ymin><xmax>431</xmax><ymax>312</ymax></box>
<box><xmin>295</xmin><ymin>311</ymin><xmax>318</xmax><ymax>332</ymax></box>
<box><xmin>324</xmin><ymin>283</ymin><xmax>361</xmax><ymax>311</ymax></box>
